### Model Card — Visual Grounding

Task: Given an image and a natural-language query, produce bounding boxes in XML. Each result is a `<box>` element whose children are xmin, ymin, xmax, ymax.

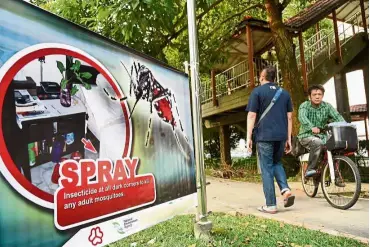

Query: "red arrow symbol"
<box><xmin>81</xmin><ymin>138</ymin><xmax>97</xmax><ymax>154</ymax></box>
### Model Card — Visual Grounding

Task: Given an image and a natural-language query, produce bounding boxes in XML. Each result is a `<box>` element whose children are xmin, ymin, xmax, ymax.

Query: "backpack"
<box><xmin>291</xmin><ymin>136</ymin><xmax>306</xmax><ymax>157</ymax></box>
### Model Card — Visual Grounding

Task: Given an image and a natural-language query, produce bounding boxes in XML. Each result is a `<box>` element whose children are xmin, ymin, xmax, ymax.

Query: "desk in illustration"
<box><xmin>3</xmin><ymin>54</ymin><xmax>127</xmax><ymax>195</ymax></box>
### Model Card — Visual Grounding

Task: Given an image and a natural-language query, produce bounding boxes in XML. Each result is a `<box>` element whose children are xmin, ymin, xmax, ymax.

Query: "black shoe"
<box><xmin>305</xmin><ymin>170</ymin><xmax>317</xmax><ymax>178</ymax></box>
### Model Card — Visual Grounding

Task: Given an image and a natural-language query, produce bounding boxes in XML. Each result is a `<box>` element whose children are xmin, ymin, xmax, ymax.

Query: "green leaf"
<box><xmin>71</xmin><ymin>85</ymin><xmax>79</xmax><ymax>95</ymax></box>
<box><xmin>81</xmin><ymin>0</ymin><xmax>87</xmax><ymax>9</ymax></box>
<box><xmin>56</xmin><ymin>61</ymin><xmax>65</xmax><ymax>75</ymax></box>
<box><xmin>80</xmin><ymin>17</ymin><xmax>96</xmax><ymax>25</ymax></box>
<box><xmin>80</xmin><ymin>72</ymin><xmax>92</xmax><ymax>79</ymax></box>
<box><xmin>132</xmin><ymin>0</ymin><xmax>140</xmax><ymax>10</ymax></box>
<box><xmin>71</xmin><ymin>60</ymin><xmax>81</xmax><ymax>72</ymax></box>
<box><xmin>83</xmin><ymin>83</ymin><xmax>92</xmax><ymax>90</ymax></box>
<box><xmin>98</xmin><ymin>7</ymin><xmax>110</xmax><ymax>20</ymax></box>
<box><xmin>60</xmin><ymin>79</ymin><xmax>68</xmax><ymax>89</ymax></box>
<box><xmin>75</xmin><ymin>60</ymin><xmax>81</xmax><ymax>69</ymax></box>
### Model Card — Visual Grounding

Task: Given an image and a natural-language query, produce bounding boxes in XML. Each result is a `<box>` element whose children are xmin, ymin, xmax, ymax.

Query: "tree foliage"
<box><xmin>30</xmin><ymin>0</ymin><xmax>318</xmax><ymax>72</ymax></box>
<box><xmin>31</xmin><ymin>0</ymin><xmax>320</xmax><ymax>150</ymax></box>
<box><xmin>30</xmin><ymin>0</ymin><xmax>269</xmax><ymax>72</ymax></box>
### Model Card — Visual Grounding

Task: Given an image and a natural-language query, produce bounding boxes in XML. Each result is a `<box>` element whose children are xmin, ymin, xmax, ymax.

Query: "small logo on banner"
<box><xmin>113</xmin><ymin>222</ymin><xmax>125</xmax><ymax>234</ymax></box>
<box><xmin>88</xmin><ymin>227</ymin><xmax>104</xmax><ymax>246</ymax></box>
<box><xmin>112</xmin><ymin>217</ymin><xmax>138</xmax><ymax>235</ymax></box>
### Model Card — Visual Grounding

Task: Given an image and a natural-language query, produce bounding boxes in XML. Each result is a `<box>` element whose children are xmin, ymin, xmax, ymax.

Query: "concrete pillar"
<box><xmin>219</xmin><ymin>125</ymin><xmax>232</xmax><ymax>166</ymax></box>
<box><xmin>363</xmin><ymin>66</ymin><xmax>369</xmax><ymax>111</ymax></box>
<box><xmin>334</xmin><ymin>72</ymin><xmax>351</xmax><ymax>122</ymax></box>
<box><xmin>364</xmin><ymin>118</ymin><xmax>369</xmax><ymax>141</ymax></box>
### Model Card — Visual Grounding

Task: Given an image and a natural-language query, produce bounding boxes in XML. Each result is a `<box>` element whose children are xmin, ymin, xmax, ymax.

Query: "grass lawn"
<box><xmin>205</xmin><ymin>168</ymin><xmax>262</xmax><ymax>183</ymax></box>
<box><xmin>107</xmin><ymin>213</ymin><xmax>366</xmax><ymax>247</ymax></box>
<box><xmin>205</xmin><ymin>168</ymin><xmax>301</xmax><ymax>184</ymax></box>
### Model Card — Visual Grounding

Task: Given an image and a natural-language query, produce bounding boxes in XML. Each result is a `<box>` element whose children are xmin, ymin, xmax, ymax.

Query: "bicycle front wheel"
<box><xmin>321</xmin><ymin>155</ymin><xmax>361</xmax><ymax>210</ymax></box>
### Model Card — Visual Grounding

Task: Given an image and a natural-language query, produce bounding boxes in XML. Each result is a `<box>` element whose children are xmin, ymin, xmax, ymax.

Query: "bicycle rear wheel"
<box><xmin>301</xmin><ymin>161</ymin><xmax>319</xmax><ymax>197</ymax></box>
<box><xmin>321</xmin><ymin>155</ymin><xmax>361</xmax><ymax>210</ymax></box>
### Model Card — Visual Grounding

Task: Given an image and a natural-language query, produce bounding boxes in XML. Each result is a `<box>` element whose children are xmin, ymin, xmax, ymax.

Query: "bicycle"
<box><xmin>298</xmin><ymin>124</ymin><xmax>361</xmax><ymax>210</ymax></box>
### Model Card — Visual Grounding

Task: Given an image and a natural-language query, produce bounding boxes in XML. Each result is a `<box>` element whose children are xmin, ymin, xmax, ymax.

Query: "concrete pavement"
<box><xmin>204</xmin><ymin>176</ymin><xmax>369</xmax><ymax>241</ymax></box>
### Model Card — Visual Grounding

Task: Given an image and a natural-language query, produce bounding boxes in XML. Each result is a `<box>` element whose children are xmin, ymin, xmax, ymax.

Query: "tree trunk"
<box><xmin>219</xmin><ymin>125</ymin><xmax>232</xmax><ymax>166</ymax></box>
<box><xmin>264</xmin><ymin>0</ymin><xmax>306</xmax><ymax>135</ymax></box>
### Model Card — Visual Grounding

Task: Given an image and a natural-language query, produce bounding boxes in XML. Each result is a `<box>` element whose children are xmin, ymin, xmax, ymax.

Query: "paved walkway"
<box><xmin>204</xmin><ymin>176</ymin><xmax>369</xmax><ymax>240</ymax></box>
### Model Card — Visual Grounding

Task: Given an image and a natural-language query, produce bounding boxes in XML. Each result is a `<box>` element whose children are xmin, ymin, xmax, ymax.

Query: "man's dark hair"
<box><xmin>308</xmin><ymin>84</ymin><xmax>325</xmax><ymax>95</ymax></box>
<box><xmin>263</xmin><ymin>66</ymin><xmax>276</xmax><ymax>82</ymax></box>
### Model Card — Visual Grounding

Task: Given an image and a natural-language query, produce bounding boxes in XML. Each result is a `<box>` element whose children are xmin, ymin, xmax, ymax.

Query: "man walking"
<box><xmin>246</xmin><ymin>66</ymin><xmax>295</xmax><ymax>214</ymax></box>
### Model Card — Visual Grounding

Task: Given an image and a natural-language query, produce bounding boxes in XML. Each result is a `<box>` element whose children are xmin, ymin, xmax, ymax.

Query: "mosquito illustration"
<box><xmin>120</xmin><ymin>61</ymin><xmax>190</xmax><ymax>158</ymax></box>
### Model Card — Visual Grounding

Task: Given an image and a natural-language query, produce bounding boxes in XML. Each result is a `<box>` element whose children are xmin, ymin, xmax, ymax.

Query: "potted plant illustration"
<box><xmin>56</xmin><ymin>57</ymin><xmax>92</xmax><ymax>107</ymax></box>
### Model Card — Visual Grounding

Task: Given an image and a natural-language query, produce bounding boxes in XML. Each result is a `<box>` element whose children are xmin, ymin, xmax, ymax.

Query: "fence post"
<box><xmin>211</xmin><ymin>69</ymin><xmax>217</xmax><ymax>106</ymax></box>
<box><xmin>298</xmin><ymin>32</ymin><xmax>308</xmax><ymax>94</ymax></box>
<box><xmin>246</xmin><ymin>24</ymin><xmax>255</xmax><ymax>88</ymax></box>
<box><xmin>332</xmin><ymin>10</ymin><xmax>343</xmax><ymax>64</ymax></box>
<box><xmin>360</xmin><ymin>0</ymin><xmax>368</xmax><ymax>36</ymax></box>
<box><xmin>316</xmin><ymin>23</ymin><xmax>321</xmax><ymax>50</ymax></box>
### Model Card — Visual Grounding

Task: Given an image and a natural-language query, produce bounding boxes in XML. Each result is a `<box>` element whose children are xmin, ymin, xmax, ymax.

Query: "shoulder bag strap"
<box><xmin>256</xmin><ymin>87</ymin><xmax>283</xmax><ymax>126</ymax></box>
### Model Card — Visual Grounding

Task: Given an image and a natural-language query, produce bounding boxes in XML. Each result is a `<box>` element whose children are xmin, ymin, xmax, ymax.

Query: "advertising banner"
<box><xmin>0</xmin><ymin>1</ymin><xmax>196</xmax><ymax>246</ymax></box>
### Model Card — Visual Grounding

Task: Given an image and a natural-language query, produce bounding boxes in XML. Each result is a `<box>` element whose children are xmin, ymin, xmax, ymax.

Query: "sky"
<box><xmin>323</xmin><ymin>71</ymin><xmax>366</xmax><ymax>108</ymax></box>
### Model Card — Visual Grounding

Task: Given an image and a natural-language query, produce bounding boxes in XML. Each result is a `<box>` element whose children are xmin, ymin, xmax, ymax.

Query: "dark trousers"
<box><xmin>299</xmin><ymin>137</ymin><xmax>324</xmax><ymax>171</ymax></box>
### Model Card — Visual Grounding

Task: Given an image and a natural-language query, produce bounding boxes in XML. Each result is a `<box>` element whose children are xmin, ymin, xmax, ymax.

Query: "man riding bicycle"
<box><xmin>298</xmin><ymin>85</ymin><xmax>345</xmax><ymax>178</ymax></box>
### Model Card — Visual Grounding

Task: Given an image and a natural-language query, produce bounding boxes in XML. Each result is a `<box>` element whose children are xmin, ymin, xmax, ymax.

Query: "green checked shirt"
<box><xmin>298</xmin><ymin>101</ymin><xmax>345</xmax><ymax>142</ymax></box>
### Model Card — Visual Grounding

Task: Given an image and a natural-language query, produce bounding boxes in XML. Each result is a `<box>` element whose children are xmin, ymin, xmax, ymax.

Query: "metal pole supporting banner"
<box><xmin>186</xmin><ymin>0</ymin><xmax>212</xmax><ymax>240</ymax></box>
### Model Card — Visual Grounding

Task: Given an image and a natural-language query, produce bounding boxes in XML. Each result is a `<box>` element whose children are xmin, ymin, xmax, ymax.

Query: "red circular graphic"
<box><xmin>0</xmin><ymin>47</ymin><xmax>131</xmax><ymax>204</ymax></box>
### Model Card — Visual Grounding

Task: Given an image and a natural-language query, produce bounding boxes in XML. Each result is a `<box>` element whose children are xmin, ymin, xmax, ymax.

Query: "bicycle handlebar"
<box><xmin>318</xmin><ymin>127</ymin><xmax>328</xmax><ymax>132</ymax></box>
<box><xmin>312</xmin><ymin>126</ymin><xmax>329</xmax><ymax>137</ymax></box>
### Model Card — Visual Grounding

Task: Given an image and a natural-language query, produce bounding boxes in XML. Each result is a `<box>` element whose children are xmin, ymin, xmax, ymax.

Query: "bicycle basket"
<box><xmin>326</xmin><ymin>122</ymin><xmax>358</xmax><ymax>152</ymax></box>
